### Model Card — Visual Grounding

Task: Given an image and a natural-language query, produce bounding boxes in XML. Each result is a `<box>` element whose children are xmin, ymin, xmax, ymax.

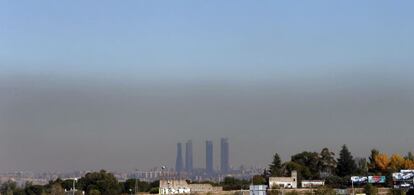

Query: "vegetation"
<box><xmin>2</xmin><ymin>145</ymin><xmax>414</xmax><ymax>194</ymax></box>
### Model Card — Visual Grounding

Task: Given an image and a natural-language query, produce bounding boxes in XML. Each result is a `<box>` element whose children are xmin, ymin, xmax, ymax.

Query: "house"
<box><xmin>269</xmin><ymin>171</ymin><xmax>297</xmax><ymax>189</ymax></box>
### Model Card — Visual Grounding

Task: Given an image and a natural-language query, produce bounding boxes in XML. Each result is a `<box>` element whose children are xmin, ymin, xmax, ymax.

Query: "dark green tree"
<box><xmin>368</xmin><ymin>149</ymin><xmax>380</xmax><ymax>174</ymax></box>
<box><xmin>282</xmin><ymin>161</ymin><xmax>309</xmax><ymax>185</ymax></box>
<box><xmin>336</xmin><ymin>145</ymin><xmax>357</xmax><ymax>177</ymax></box>
<box><xmin>356</xmin><ymin>158</ymin><xmax>369</xmax><ymax>175</ymax></box>
<box><xmin>77</xmin><ymin>170</ymin><xmax>121</xmax><ymax>195</ymax></box>
<box><xmin>318</xmin><ymin>148</ymin><xmax>336</xmax><ymax>177</ymax></box>
<box><xmin>251</xmin><ymin>175</ymin><xmax>267</xmax><ymax>185</ymax></box>
<box><xmin>269</xmin><ymin>153</ymin><xmax>283</xmax><ymax>176</ymax></box>
<box><xmin>291</xmin><ymin>151</ymin><xmax>320</xmax><ymax>179</ymax></box>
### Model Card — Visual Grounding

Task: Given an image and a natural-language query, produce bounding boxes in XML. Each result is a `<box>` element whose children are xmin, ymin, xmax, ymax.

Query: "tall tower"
<box><xmin>185</xmin><ymin>140</ymin><xmax>193</xmax><ymax>173</ymax></box>
<box><xmin>175</xmin><ymin>143</ymin><xmax>183</xmax><ymax>173</ymax></box>
<box><xmin>220</xmin><ymin>138</ymin><xmax>229</xmax><ymax>174</ymax></box>
<box><xmin>206</xmin><ymin>140</ymin><xmax>213</xmax><ymax>175</ymax></box>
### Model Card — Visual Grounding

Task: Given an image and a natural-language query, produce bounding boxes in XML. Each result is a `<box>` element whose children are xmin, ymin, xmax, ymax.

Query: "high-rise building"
<box><xmin>185</xmin><ymin>140</ymin><xmax>193</xmax><ymax>173</ymax></box>
<box><xmin>175</xmin><ymin>143</ymin><xmax>183</xmax><ymax>173</ymax></box>
<box><xmin>206</xmin><ymin>140</ymin><xmax>213</xmax><ymax>175</ymax></box>
<box><xmin>220</xmin><ymin>138</ymin><xmax>229</xmax><ymax>174</ymax></box>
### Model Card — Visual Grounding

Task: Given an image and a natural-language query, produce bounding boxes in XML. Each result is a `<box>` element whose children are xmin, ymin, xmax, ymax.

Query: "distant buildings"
<box><xmin>175</xmin><ymin>138</ymin><xmax>231</xmax><ymax>176</ymax></box>
<box><xmin>185</xmin><ymin>140</ymin><xmax>193</xmax><ymax>173</ymax></box>
<box><xmin>220</xmin><ymin>138</ymin><xmax>229</xmax><ymax>174</ymax></box>
<box><xmin>175</xmin><ymin>143</ymin><xmax>183</xmax><ymax>174</ymax></box>
<box><xmin>205</xmin><ymin>140</ymin><xmax>213</xmax><ymax>175</ymax></box>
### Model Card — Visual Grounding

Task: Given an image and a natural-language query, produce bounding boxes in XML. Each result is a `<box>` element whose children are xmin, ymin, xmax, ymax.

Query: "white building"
<box><xmin>159</xmin><ymin>179</ymin><xmax>222</xmax><ymax>194</ymax></box>
<box><xmin>301</xmin><ymin>180</ymin><xmax>325</xmax><ymax>188</ymax></box>
<box><xmin>250</xmin><ymin>185</ymin><xmax>267</xmax><ymax>195</ymax></box>
<box><xmin>269</xmin><ymin>171</ymin><xmax>297</xmax><ymax>189</ymax></box>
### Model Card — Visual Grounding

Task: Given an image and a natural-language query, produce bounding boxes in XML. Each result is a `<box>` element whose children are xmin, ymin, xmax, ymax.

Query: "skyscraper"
<box><xmin>206</xmin><ymin>140</ymin><xmax>213</xmax><ymax>175</ymax></box>
<box><xmin>175</xmin><ymin>142</ymin><xmax>183</xmax><ymax>173</ymax></box>
<box><xmin>220</xmin><ymin>138</ymin><xmax>229</xmax><ymax>174</ymax></box>
<box><xmin>185</xmin><ymin>140</ymin><xmax>193</xmax><ymax>173</ymax></box>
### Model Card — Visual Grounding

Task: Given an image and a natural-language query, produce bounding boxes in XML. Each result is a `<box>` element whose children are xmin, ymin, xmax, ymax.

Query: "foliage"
<box><xmin>356</xmin><ymin>158</ymin><xmax>369</xmax><ymax>175</ymax></box>
<box><xmin>291</xmin><ymin>151</ymin><xmax>320</xmax><ymax>179</ymax></box>
<box><xmin>77</xmin><ymin>170</ymin><xmax>121</xmax><ymax>195</ymax></box>
<box><xmin>0</xmin><ymin>180</ymin><xmax>18</xmax><ymax>194</ymax></box>
<box><xmin>269</xmin><ymin>153</ymin><xmax>282</xmax><ymax>177</ymax></box>
<box><xmin>251</xmin><ymin>175</ymin><xmax>267</xmax><ymax>185</ymax></box>
<box><xmin>336</xmin><ymin>145</ymin><xmax>357</xmax><ymax>177</ymax></box>
<box><xmin>149</xmin><ymin>187</ymin><xmax>159</xmax><ymax>194</ymax></box>
<box><xmin>318</xmin><ymin>148</ymin><xmax>336</xmax><ymax>177</ymax></box>
<box><xmin>374</xmin><ymin>153</ymin><xmax>390</xmax><ymax>173</ymax></box>
<box><xmin>368</xmin><ymin>149</ymin><xmax>380</xmax><ymax>174</ymax></box>
<box><xmin>389</xmin><ymin>154</ymin><xmax>406</xmax><ymax>172</ymax></box>
<box><xmin>282</xmin><ymin>161</ymin><xmax>308</xmax><ymax>183</ymax></box>
<box><xmin>406</xmin><ymin>152</ymin><xmax>414</xmax><ymax>161</ymax></box>
<box><xmin>221</xmin><ymin>177</ymin><xmax>249</xmax><ymax>191</ymax></box>
<box><xmin>48</xmin><ymin>183</ymin><xmax>65</xmax><ymax>195</ymax></box>
<box><xmin>325</xmin><ymin>175</ymin><xmax>348</xmax><ymax>189</ymax></box>
<box><xmin>89</xmin><ymin>189</ymin><xmax>101</xmax><ymax>195</ymax></box>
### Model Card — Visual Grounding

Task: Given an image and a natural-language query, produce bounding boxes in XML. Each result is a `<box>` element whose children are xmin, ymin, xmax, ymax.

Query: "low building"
<box><xmin>249</xmin><ymin>185</ymin><xmax>267</xmax><ymax>195</ymax></box>
<box><xmin>159</xmin><ymin>180</ymin><xmax>190</xmax><ymax>194</ymax></box>
<box><xmin>301</xmin><ymin>180</ymin><xmax>325</xmax><ymax>188</ymax></box>
<box><xmin>269</xmin><ymin>171</ymin><xmax>297</xmax><ymax>189</ymax></box>
<box><xmin>159</xmin><ymin>179</ymin><xmax>222</xmax><ymax>194</ymax></box>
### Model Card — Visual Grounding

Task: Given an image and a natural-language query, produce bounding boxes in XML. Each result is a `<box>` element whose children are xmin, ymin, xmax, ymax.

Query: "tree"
<box><xmin>368</xmin><ymin>149</ymin><xmax>380</xmax><ymax>174</ymax></box>
<box><xmin>282</xmin><ymin>161</ymin><xmax>309</xmax><ymax>183</ymax></box>
<box><xmin>77</xmin><ymin>170</ymin><xmax>121</xmax><ymax>195</ymax></box>
<box><xmin>356</xmin><ymin>158</ymin><xmax>368</xmax><ymax>175</ymax></box>
<box><xmin>336</xmin><ymin>145</ymin><xmax>356</xmax><ymax>177</ymax></box>
<box><xmin>389</xmin><ymin>154</ymin><xmax>406</xmax><ymax>172</ymax></box>
<box><xmin>319</xmin><ymin>148</ymin><xmax>336</xmax><ymax>177</ymax></box>
<box><xmin>269</xmin><ymin>153</ymin><xmax>283</xmax><ymax>176</ymax></box>
<box><xmin>291</xmin><ymin>151</ymin><xmax>320</xmax><ymax>179</ymax></box>
<box><xmin>251</xmin><ymin>175</ymin><xmax>267</xmax><ymax>185</ymax></box>
<box><xmin>49</xmin><ymin>183</ymin><xmax>65</xmax><ymax>195</ymax></box>
<box><xmin>374</xmin><ymin>153</ymin><xmax>389</xmax><ymax>173</ymax></box>
<box><xmin>406</xmin><ymin>152</ymin><xmax>414</xmax><ymax>161</ymax></box>
<box><xmin>0</xmin><ymin>180</ymin><xmax>20</xmax><ymax>195</ymax></box>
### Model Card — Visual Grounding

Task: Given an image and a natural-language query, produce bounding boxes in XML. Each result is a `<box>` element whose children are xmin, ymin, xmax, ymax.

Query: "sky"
<box><xmin>1</xmin><ymin>0</ymin><xmax>414</xmax><ymax>172</ymax></box>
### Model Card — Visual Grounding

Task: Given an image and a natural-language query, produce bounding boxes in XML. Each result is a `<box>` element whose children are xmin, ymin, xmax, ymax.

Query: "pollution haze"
<box><xmin>1</xmin><ymin>0</ymin><xmax>414</xmax><ymax>173</ymax></box>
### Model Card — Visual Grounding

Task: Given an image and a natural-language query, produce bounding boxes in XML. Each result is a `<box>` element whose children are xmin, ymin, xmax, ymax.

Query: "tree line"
<box><xmin>2</xmin><ymin>145</ymin><xmax>414</xmax><ymax>194</ymax></box>
<box><xmin>263</xmin><ymin>145</ymin><xmax>414</xmax><ymax>188</ymax></box>
<box><xmin>0</xmin><ymin>170</ymin><xmax>159</xmax><ymax>195</ymax></box>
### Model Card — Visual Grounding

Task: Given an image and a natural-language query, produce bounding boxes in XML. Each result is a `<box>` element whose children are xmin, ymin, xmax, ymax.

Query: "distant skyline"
<box><xmin>1</xmin><ymin>0</ymin><xmax>414</xmax><ymax>172</ymax></box>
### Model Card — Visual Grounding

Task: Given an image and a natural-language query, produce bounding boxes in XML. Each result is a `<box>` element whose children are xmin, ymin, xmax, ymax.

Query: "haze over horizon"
<box><xmin>1</xmin><ymin>0</ymin><xmax>414</xmax><ymax>172</ymax></box>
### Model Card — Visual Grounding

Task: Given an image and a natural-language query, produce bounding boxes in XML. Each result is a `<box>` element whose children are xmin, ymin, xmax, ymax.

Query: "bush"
<box><xmin>325</xmin><ymin>175</ymin><xmax>348</xmax><ymax>189</ymax></box>
<box><xmin>149</xmin><ymin>187</ymin><xmax>159</xmax><ymax>194</ymax></box>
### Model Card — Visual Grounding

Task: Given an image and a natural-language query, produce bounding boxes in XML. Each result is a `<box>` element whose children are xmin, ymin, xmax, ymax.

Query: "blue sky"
<box><xmin>1</xmin><ymin>0</ymin><xmax>414</xmax><ymax>81</ymax></box>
